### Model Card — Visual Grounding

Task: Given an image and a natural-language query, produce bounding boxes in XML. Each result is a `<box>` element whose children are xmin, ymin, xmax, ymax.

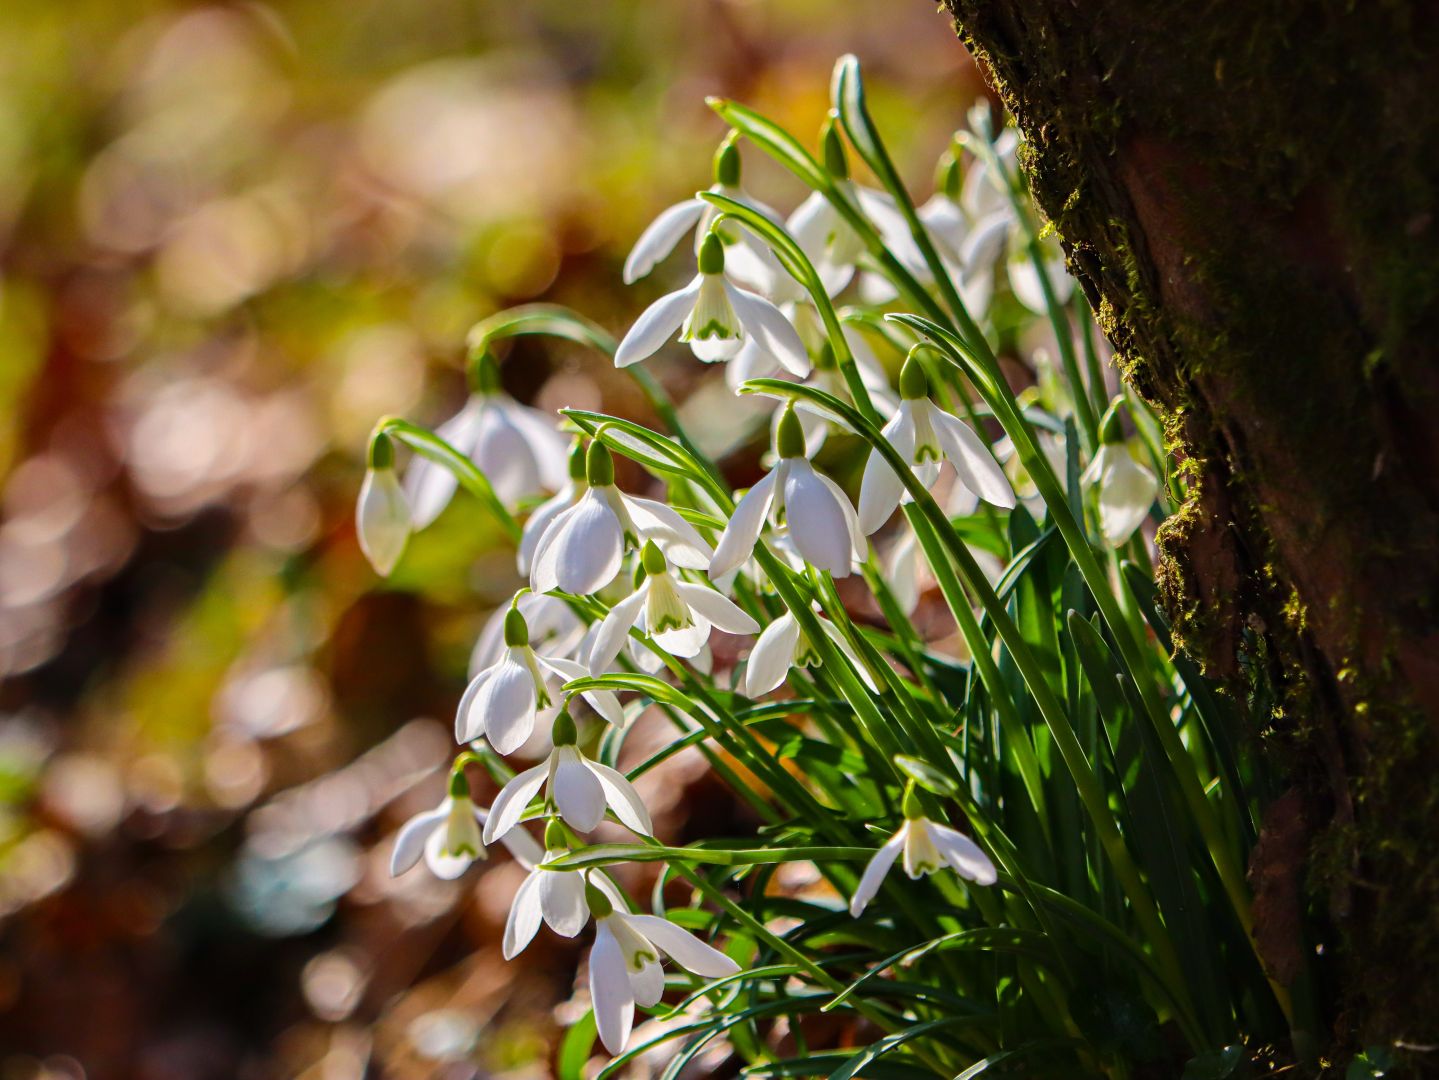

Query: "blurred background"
<box><xmin>0</xmin><ymin>2</ymin><xmax>987</xmax><ymax>1076</ymax></box>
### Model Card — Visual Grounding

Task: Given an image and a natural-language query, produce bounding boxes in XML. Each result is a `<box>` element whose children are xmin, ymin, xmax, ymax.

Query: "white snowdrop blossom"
<box><xmin>530</xmin><ymin>442</ymin><xmax>713</xmax><ymax>596</ymax></box>
<box><xmin>615</xmin><ymin>232</ymin><xmax>809</xmax><ymax>374</ymax></box>
<box><xmin>857</xmin><ymin>355</ymin><xmax>1015</xmax><ymax>534</ymax></box>
<box><xmin>504</xmin><ymin>819</ymin><xmax>627</xmax><ymax>959</ymax></box>
<box><xmin>482</xmin><ymin>711</ymin><xmax>652</xmax><ymax>841</ymax></box>
<box><xmin>1008</xmin><ymin>231</ymin><xmax>1074</xmax><ymax>316</ymax></box>
<box><xmin>585</xmin><ymin>882</ymin><xmax>740</xmax><ymax>1055</ymax></box>
<box><xmin>389</xmin><ymin>773</ymin><xmax>542</xmax><ymax>881</ymax></box>
<box><xmin>357</xmin><ymin>433</ymin><xmax>411</xmax><ymax>576</ymax></box>
<box><xmin>849</xmin><ymin>792</ymin><xmax>997</xmax><ymax>917</ymax></box>
<box><xmin>471</xmin><ymin>591</ymin><xmax>587</xmax><ymax>674</ymax></box>
<box><xmin>404</xmin><ymin>353</ymin><xmax>568</xmax><ymax>527</ymax></box>
<box><xmin>709</xmin><ymin>405</ymin><xmax>864</xmax><ymax>580</ymax></box>
<box><xmin>623</xmin><ymin>138</ymin><xmax>783</xmax><ymax>292</ymax></box>
<box><xmin>457</xmin><ymin>601</ymin><xmax>623</xmax><ymax>754</ymax></box>
<box><xmin>518</xmin><ymin>441</ymin><xmax>586</xmax><ymax>577</ymax></box>
<box><xmin>589</xmin><ymin>542</ymin><xmax>759</xmax><ymax>673</ymax></box>
<box><xmin>744</xmin><ymin>603</ymin><xmax>879</xmax><ymax>698</ymax></box>
<box><xmin>1082</xmin><ymin>418</ymin><xmax>1160</xmax><ymax>548</ymax></box>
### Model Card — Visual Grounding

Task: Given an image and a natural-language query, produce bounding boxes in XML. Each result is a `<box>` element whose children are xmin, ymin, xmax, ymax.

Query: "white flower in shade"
<box><xmin>457</xmin><ymin>601</ymin><xmax>624</xmax><ymax>754</ymax></box>
<box><xmin>1082</xmin><ymin>420</ymin><xmax>1160</xmax><ymax>548</ymax></box>
<box><xmin>857</xmin><ymin>355</ymin><xmax>1015</xmax><ymax>534</ymax></box>
<box><xmin>530</xmin><ymin>442</ymin><xmax>713</xmax><ymax>596</ymax></box>
<box><xmin>404</xmin><ymin>354</ymin><xmax>568</xmax><ymax>527</ymax></box>
<box><xmin>709</xmin><ymin>405</ymin><xmax>865</xmax><ymax>580</ymax></box>
<box><xmin>624</xmin><ymin>138</ymin><xmax>783</xmax><ymax>292</ymax></box>
<box><xmin>588</xmin><ymin>542</ymin><xmax>759</xmax><ymax>673</ymax></box>
<box><xmin>743</xmin><ymin>604</ymin><xmax>879</xmax><ymax>697</ymax></box>
<box><xmin>482</xmin><ymin>712</ymin><xmax>652</xmax><ymax>841</ymax></box>
<box><xmin>883</xmin><ymin>526</ymin><xmax>928</xmax><ymax>618</ymax></box>
<box><xmin>615</xmin><ymin>233</ymin><xmax>809</xmax><ymax>374</ymax></box>
<box><xmin>585</xmin><ymin>882</ymin><xmax>740</xmax><ymax>1055</ymax></box>
<box><xmin>357</xmin><ymin>434</ymin><xmax>411</xmax><ymax>576</ymax></box>
<box><xmin>504</xmin><ymin>819</ymin><xmax>628</xmax><ymax>959</ymax></box>
<box><xmin>518</xmin><ymin>441</ymin><xmax>585</xmax><ymax>577</ymax></box>
<box><xmin>960</xmin><ymin>110</ymin><xmax>1018</xmax><ymax>223</ymax></box>
<box><xmin>849</xmin><ymin>793</ymin><xmax>997</xmax><ymax>917</ymax></box>
<box><xmin>1007</xmin><ymin>231</ymin><xmax>1074</xmax><ymax>316</ymax></box>
<box><xmin>471</xmin><ymin>591</ymin><xmax>587</xmax><ymax>675</ymax></box>
<box><xmin>389</xmin><ymin>773</ymin><xmax>542</xmax><ymax>880</ymax></box>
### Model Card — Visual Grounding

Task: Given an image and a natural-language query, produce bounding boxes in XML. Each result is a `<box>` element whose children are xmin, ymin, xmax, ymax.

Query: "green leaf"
<box><xmin>542</xmin><ymin>842</ymin><xmax>874</xmax><ymax>871</ymax></box>
<box><xmin>1182</xmin><ymin>1044</ymin><xmax>1247</xmax><ymax>1080</ymax></box>
<box><xmin>468</xmin><ymin>303</ymin><xmax>616</xmax><ymax>359</ymax></box>
<box><xmin>893</xmin><ymin>754</ymin><xmax>959</xmax><ymax>796</ymax></box>
<box><xmin>556</xmin><ymin>1009</ymin><xmax>597</xmax><ymax>1080</ymax></box>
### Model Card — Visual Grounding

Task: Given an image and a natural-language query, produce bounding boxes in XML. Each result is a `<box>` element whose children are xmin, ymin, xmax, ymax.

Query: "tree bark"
<box><xmin>941</xmin><ymin>0</ymin><xmax>1439</xmax><ymax>1056</ymax></box>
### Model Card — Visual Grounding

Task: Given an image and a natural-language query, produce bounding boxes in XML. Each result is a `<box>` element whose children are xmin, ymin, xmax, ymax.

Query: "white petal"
<box><xmin>554</xmin><ymin>747</ymin><xmax>607</xmax><ymax>832</ymax></box>
<box><xmin>588</xmin><ymin>587</ymin><xmax>648</xmax><ymax>676</ymax></box>
<box><xmin>538</xmin><ymin>489</ymin><xmax>625</xmax><ymax>595</ymax></box>
<box><xmin>615</xmin><ymin>280</ymin><xmax>701</xmax><ymax>368</ymax></box>
<box><xmin>1098</xmin><ymin>453</ymin><xmax>1158</xmax><ymax>547</ymax></box>
<box><xmin>744</xmin><ymin>611</ymin><xmax>800</xmax><ymax>697</ymax></box>
<box><xmin>960</xmin><ymin>210</ymin><xmax>1011</xmax><ymax>277</ymax></box>
<box><xmin>813</xmin><ymin>468</ymin><xmax>867</xmax><ymax>567</ymax></box>
<box><xmin>726</xmin><ymin>283</ymin><xmax>810</xmax><ymax>377</ymax></box>
<box><xmin>503</xmin><ymin>870</ymin><xmax>545</xmax><ymax>959</ymax></box>
<box><xmin>586</xmin><ymin>759</ymin><xmax>653</xmax><ymax>835</ymax></box>
<box><xmin>622</xmin><ymin>914</ymin><xmax>739</xmax><ymax>978</ymax></box>
<box><xmin>405</xmin><ymin>398</ymin><xmax>483</xmax><ymax>529</ymax></box>
<box><xmin>501</xmin><ymin>401</ymin><xmax>571</xmax><ymax>492</ymax></box>
<box><xmin>858</xmin><ymin>449</ymin><xmax>906</xmax><ymax>535</ymax></box>
<box><xmin>624</xmin><ymin>199</ymin><xmax>705</xmax><ymax>283</ymax></box>
<box><xmin>622</xmin><ymin>495</ymin><xmax>714</xmax><ymax>569</ymax></box>
<box><xmin>726</xmin><ymin>338</ymin><xmax>777</xmax><ymax>391</ymax></box>
<box><xmin>477</xmin><ymin>655</ymin><xmax>538</xmax><ymax>756</ymax></box>
<box><xmin>389</xmin><ymin>805</ymin><xmax>448</xmax><ymax>876</ymax></box>
<box><xmin>518</xmin><ymin>486</ymin><xmax>576</xmax><ymax>576</ymax></box>
<box><xmin>782</xmin><ymin>460</ymin><xmax>854</xmax><ymax>577</ymax></box>
<box><xmin>539</xmin><ymin>864</ymin><xmax>590</xmax><ymax>937</ymax></box>
<box><xmin>926</xmin><ymin>820</ymin><xmax>999</xmax><ymax>886</ymax></box>
<box><xmin>540</xmin><ymin>656</ymin><xmax>624</xmax><ymax>727</ymax></box>
<box><xmin>473</xmin><ymin>403</ymin><xmax>545</xmax><ymax>505</ymax></box>
<box><xmin>497</xmin><ymin>824</ymin><xmax>545</xmax><ymax>868</ymax></box>
<box><xmin>885</xmin><ymin>529</ymin><xmax>921</xmax><ymax>616</ymax></box>
<box><xmin>423</xmin><ymin>824</ymin><xmax>478</xmax><ymax>880</ymax></box>
<box><xmin>849</xmin><ymin>829</ymin><xmax>906</xmax><ymax>916</ymax></box>
<box><xmin>675</xmin><ymin>583</ymin><xmax>758</xmax><ymax>636</ymax></box>
<box><xmin>631</xmin><ymin>958</ymin><xmax>665</xmax><ymax>1008</ymax></box>
<box><xmin>454</xmin><ymin>667</ymin><xmax>493</xmax><ymax>742</ymax></box>
<box><xmin>653</xmin><ymin>616</ymin><xmax>710</xmax><ymax>658</ymax></box>
<box><xmin>786</xmin><ymin>192</ymin><xmax>832</xmax><ymax>256</ymax></box>
<box><xmin>482</xmin><ymin>763</ymin><xmax>548</xmax><ymax>844</ymax></box>
<box><xmin>590</xmin><ymin>922</ymin><xmax>635</xmax><ymax>1055</ymax></box>
<box><xmin>709</xmin><ymin>470</ymin><xmax>778</xmax><ymax>580</ymax></box>
<box><xmin>356</xmin><ymin>468</ymin><xmax>411</xmax><ymax>576</ymax></box>
<box><xmin>930</xmin><ymin>406</ymin><xmax>1016</xmax><ymax>509</ymax></box>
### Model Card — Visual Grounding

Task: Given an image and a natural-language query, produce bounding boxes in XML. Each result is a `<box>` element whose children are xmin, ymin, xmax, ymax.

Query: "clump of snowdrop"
<box><xmin>356</xmin><ymin>432</ymin><xmax>411</xmax><ymax>576</ymax></box>
<box><xmin>1084</xmin><ymin>403</ymin><xmax>1160</xmax><ymax>547</ymax></box>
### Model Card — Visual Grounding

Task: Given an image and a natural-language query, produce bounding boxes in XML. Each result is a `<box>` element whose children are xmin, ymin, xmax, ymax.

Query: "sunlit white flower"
<box><xmin>530</xmin><ymin>442</ymin><xmax>713</xmax><ymax>596</ymax></box>
<box><xmin>458</xmin><ymin>600</ymin><xmax>623</xmax><ymax>754</ymax></box>
<box><xmin>857</xmin><ymin>355</ymin><xmax>1015</xmax><ymax>534</ymax></box>
<box><xmin>588</xmin><ymin>542</ymin><xmax>759</xmax><ymax>673</ymax></box>
<box><xmin>517</xmin><ymin>440</ymin><xmax>586</xmax><ymax>577</ymax></box>
<box><xmin>404</xmin><ymin>353</ymin><xmax>569</xmax><ymax>527</ymax></box>
<box><xmin>624</xmin><ymin>138</ymin><xmax>783</xmax><ymax>292</ymax></box>
<box><xmin>709</xmin><ymin>405</ymin><xmax>864</xmax><ymax>580</ymax></box>
<box><xmin>357</xmin><ymin>434</ymin><xmax>411</xmax><ymax>576</ymax></box>
<box><xmin>585</xmin><ymin>882</ymin><xmax>740</xmax><ymax>1055</ymax></box>
<box><xmin>471</xmin><ymin>591</ymin><xmax>587</xmax><ymax>675</ymax></box>
<box><xmin>849</xmin><ymin>794</ymin><xmax>997</xmax><ymax>917</ymax></box>
<box><xmin>390</xmin><ymin>773</ymin><xmax>541</xmax><ymax>880</ymax></box>
<box><xmin>1082</xmin><ymin>421</ymin><xmax>1160</xmax><ymax>548</ymax></box>
<box><xmin>482</xmin><ymin>712</ymin><xmax>652</xmax><ymax>841</ymax></box>
<box><xmin>504</xmin><ymin>819</ymin><xmax>627</xmax><ymax>959</ymax></box>
<box><xmin>744</xmin><ymin>603</ymin><xmax>878</xmax><ymax>697</ymax></box>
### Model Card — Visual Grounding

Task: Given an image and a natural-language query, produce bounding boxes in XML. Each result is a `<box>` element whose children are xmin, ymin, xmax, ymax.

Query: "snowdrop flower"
<box><xmin>404</xmin><ymin>353</ymin><xmax>569</xmax><ymax>527</ymax></box>
<box><xmin>857</xmin><ymin>354</ymin><xmax>1015</xmax><ymax>534</ymax></box>
<box><xmin>504</xmin><ymin>819</ymin><xmax>627</xmax><ymax>959</ymax></box>
<box><xmin>518</xmin><ymin>440</ymin><xmax>585</xmax><ymax>577</ymax></box>
<box><xmin>530</xmin><ymin>442</ymin><xmax>713</xmax><ymax>595</ymax></box>
<box><xmin>744</xmin><ymin>603</ymin><xmax>878</xmax><ymax>697</ymax></box>
<box><xmin>849</xmin><ymin>789</ymin><xmax>997</xmax><ymax>917</ymax></box>
<box><xmin>1082</xmin><ymin>411</ymin><xmax>1160</xmax><ymax>548</ymax></box>
<box><xmin>457</xmin><ymin>601</ymin><xmax>623</xmax><ymax>754</ymax></box>
<box><xmin>482</xmin><ymin>711</ymin><xmax>652</xmax><ymax>841</ymax></box>
<box><xmin>624</xmin><ymin>137</ymin><xmax>783</xmax><ymax>292</ymax></box>
<box><xmin>470</xmin><ymin>591</ymin><xmax>586</xmax><ymax>674</ymax></box>
<box><xmin>960</xmin><ymin>107</ymin><xmax>1018</xmax><ymax>223</ymax></box>
<box><xmin>1007</xmin><ymin>231</ymin><xmax>1074</xmax><ymax>316</ymax></box>
<box><xmin>615</xmin><ymin>232</ymin><xmax>808</xmax><ymax>374</ymax></box>
<box><xmin>585</xmin><ymin>882</ymin><xmax>740</xmax><ymax>1055</ymax></box>
<box><xmin>390</xmin><ymin>771</ymin><xmax>542</xmax><ymax>880</ymax></box>
<box><xmin>357</xmin><ymin>433</ymin><xmax>411</xmax><ymax>576</ymax></box>
<box><xmin>589</xmin><ymin>542</ymin><xmax>759</xmax><ymax>673</ymax></box>
<box><xmin>709</xmin><ymin>404</ymin><xmax>864</xmax><ymax>580</ymax></box>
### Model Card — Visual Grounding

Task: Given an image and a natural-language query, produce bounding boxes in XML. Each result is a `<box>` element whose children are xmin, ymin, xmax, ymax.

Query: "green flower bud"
<box><xmin>899</xmin><ymin>350</ymin><xmax>930</xmax><ymax>401</ymax></box>
<box><xmin>544</xmin><ymin>817</ymin><xmax>568</xmax><ymax>851</ymax></box>
<box><xmin>1099</xmin><ymin>400</ymin><xmax>1126</xmax><ymax>445</ymax></box>
<box><xmin>449</xmin><ymin>767</ymin><xmax>471</xmax><ymax>798</ymax></box>
<box><xmin>641</xmin><ymin>539</ymin><xmax>667</xmax><ymax>576</ymax></box>
<box><xmin>822</xmin><ymin>113</ymin><xmax>849</xmax><ymax>180</ymax></box>
<box><xmin>367</xmin><ymin>431</ymin><xmax>395</xmax><ymax>470</ymax></box>
<box><xmin>473</xmin><ymin>350</ymin><xmax>502</xmax><ymax>395</ymax></box>
<box><xmin>901</xmin><ymin>784</ymin><xmax>925</xmax><ymax>820</ymax></box>
<box><xmin>552</xmin><ymin>709</ymin><xmax>578</xmax><ymax>747</ymax></box>
<box><xmin>503</xmin><ymin>605</ymin><xmax>529</xmax><ymax>648</ymax></box>
<box><xmin>568</xmin><ymin>439</ymin><xmax>587</xmax><ymax>483</ymax></box>
<box><xmin>713</xmin><ymin>137</ymin><xmax>741</xmax><ymax>187</ymax></box>
<box><xmin>776</xmin><ymin>403</ymin><xmax>807</xmax><ymax>459</ymax></box>
<box><xmin>584</xmin><ymin>880</ymin><xmax>614</xmax><ymax>919</ymax></box>
<box><xmin>698</xmin><ymin>231</ymin><xmax>726</xmax><ymax>275</ymax></box>
<box><xmin>936</xmin><ymin>150</ymin><xmax>962</xmax><ymax>202</ymax></box>
<box><xmin>586</xmin><ymin>441</ymin><xmax>615</xmax><ymax>487</ymax></box>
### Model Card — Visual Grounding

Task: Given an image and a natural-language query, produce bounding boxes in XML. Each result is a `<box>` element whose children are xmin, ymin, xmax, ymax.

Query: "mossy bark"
<box><xmin>941</xmin><ymin>0</ymin><xmax>1439</xmax><ymax>1058</ymax></box>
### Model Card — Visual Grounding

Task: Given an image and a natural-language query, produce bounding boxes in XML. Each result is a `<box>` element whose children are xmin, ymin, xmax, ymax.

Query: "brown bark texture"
<box><xmin>941</xmin><ymin>0</ymin><xmax>1439</xmax><ymax>1057</ymax></box>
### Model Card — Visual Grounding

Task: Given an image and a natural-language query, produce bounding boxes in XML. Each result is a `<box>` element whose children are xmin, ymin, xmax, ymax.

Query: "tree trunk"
<box><xmin>940</xmin><ymin>0</ymin><xmax>1439</xmax><ymax>1056</ymax></box>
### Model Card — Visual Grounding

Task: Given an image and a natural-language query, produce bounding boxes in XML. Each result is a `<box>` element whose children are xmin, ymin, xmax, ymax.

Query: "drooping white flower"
<box><xmin>482</xmin><ymin>712</ymin><xmax>652</xmax><ymax>841</ymax></box>
<box><xmin>404</xmin><ymin>353</ymin><xmax>569</xmax><ymax>527</ymax></box>
<box><xmin>623</xmin><ymin>138</ymin><xmax>783</xmax><ymax>292</ymax></box>
<box><xmin>849</xmin><ymin>793</ymin><xmax>997</xmax><ymax>917</ymax></box>
<box><xmin>709</xmin><ymin>404</ymin><xmax>864</xmax><ymax>580</ymax></box>
<box><xmin>504</xmin><ymin>819</ymin><xmax>628</xmax><ymax>959</ymax></box>
<box><xmin>585</xmin><ymin>882</ymin><xmax>740</xmax><ymax>1055</ymax></box>
<box><xmin>457</xmin><ymin>600</ymin><xmax>623</xmax><ymax>754</ymax></box>
<box><xmin>518</xmin><ymin>440</ymin><xmax>586</xmax><ymax>577</ymax></box>
<box><xmin>357</xmin><ymin>434</ymin><xmax>411</xmax><ymax>576</ymax></box>
<box><xmin>470</xmin><ymin>591</ymin><xmax>587</xmax><ymax>675</ymax></box>
<box><xmin>743</xmin><ymin>603</ymin><xmax>879</xmax><ymax>698</ymax></box>
<box><xmin>530</xmin><ymin>442</ymin><xmax>713</xmax><ymax>596</ymax></box>
<box><xmin>1082</xmin><ymin>416</ymin><xmax>1160</xmax><ymax>548</ymax></box>
<box><xmin>588</xmin><ymin>542</ymin><xmax>759</xmax><ymax>673</ymax></box>
<box><xmin>615</xmin><ymin>232</ymin><xmax>808</xmax><ymax>374</ymax></box>
<box><xmin>389</xmin><ymin>772</ymin><xmax>542</xmax><ymax>880</ymax></box>
<box><xmin>857</xmin><ymin>354</ymin><xmax>1015</xmax><ymax>534</ymax></box>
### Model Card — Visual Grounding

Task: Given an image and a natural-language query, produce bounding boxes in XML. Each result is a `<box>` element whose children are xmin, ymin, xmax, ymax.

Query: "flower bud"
<box><xmin>776</xmin><ymin>403</ymin><xmax>807</xmax><ymax>460</ymax></box>
<box><xmin>899</xmin><ymin>350</ymin><xmax>930</xmax><ymax>401</ymax></box>
<box><xmin>551</xmin><ymin>709</ymin><xmax>578</xmax><ymax>747</ymax></box>
<box><xmin>935</xmin><ymin>150</ymin><xmax>962</xmax><ymax>202</ymax></box>
<box><xmin>503</xmin><ymin>605</ymin><xmax>530</xmax><ymax>648</ymax></box>
<box><xmin>586</xmin><ymin>441</ymin><xmax>615</xmax><ymax>487</ymax></box>
<box><xmin>697</xmin><ymin>231</ymin><xmax>726</xmax><ymax>275</ymax></box>
<box><xmin>713</xmin><ymin>136</ymin><xmax>741</xmax><ymax>188</ymax></box>
<box><xmin>1099</xmin><ymin>400</ymin><xmax>1126</xmax><ymax>445</ymax></box>
<box><xmin>567</xmin><ymin>439</ymin><xmax>587</xmax><ymax>483</ymax></box>
<box><xmin>640</xmin><ymin>540</ymin><xmax>667</xmax><ymax>576</ymax></box>
<box><xmin>357</xmin><ymin>435</ymin><xmax>411</xmax><ymax>576</ymax></box>
<box><xmin>584</xmin><ymin>879</ymin><xmax>614</xmax><ymax>919</ymax></box>
<box><xmin>822</xmin><ymin>113</ymin><xmax>849</xmax><ymax>180</ymax></box>
<box><xmin>901</xmin><ymin>784</ymin><xmax>924</xmax><ymax>820</ymax></box>
<box><xmin>544</xmin><ymin>817</ymin><xmax>568</xmax><ymax>851</ymax></box>
<box><xmin>449</xmin><ymin>767</ymin><xmax>471</xmax><ymax>798</ymax></box>
<box><xmin>472</xmin><ymin>349</ymin><xmax>502</xmax><ymax>395</ymax></box>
